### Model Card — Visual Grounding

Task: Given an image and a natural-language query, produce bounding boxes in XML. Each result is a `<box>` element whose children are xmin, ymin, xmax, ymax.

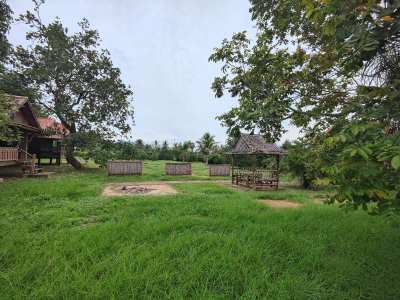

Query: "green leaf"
<box><xmin>303</xmin><ymin>0</ymin><xmax>315</xmax><ymax>18</ymax></box>
<box><xmin>339</xmin><ymin>134</ymin><xmax>347</xmax><ymax>143</ymax></box>
<box><xmin>358</xmin><ymin>149</ymin><xmax>369</xmax><ymax>160</ymax></box>
<box><xmin>391</xmin><ymin>156</ymin><xmax>400</xmax><ymax>170</ymax></box>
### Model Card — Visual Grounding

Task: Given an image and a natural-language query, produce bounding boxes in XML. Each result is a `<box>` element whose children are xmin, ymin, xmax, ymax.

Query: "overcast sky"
<box><xmin>8</xmin><ymin>0</ymin><xmax>299</xmax><ymax>144</ymax></box>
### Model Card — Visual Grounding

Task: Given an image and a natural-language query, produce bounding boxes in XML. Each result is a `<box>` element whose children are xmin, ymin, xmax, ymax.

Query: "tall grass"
<box><xmin>0</xmin><ymin>161</ymin><xmax>399</xmax><ymax>299</ymax></box>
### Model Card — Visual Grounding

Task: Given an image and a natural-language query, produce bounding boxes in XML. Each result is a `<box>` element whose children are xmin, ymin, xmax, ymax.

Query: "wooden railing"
<box><xmin>18</xmin><ymin>148</ymin><xmax>33</xmax><ymax>160</ymax></box>
<box><xmin>232</xmin><ymin>167</ymin><xmax>279</xmax><ymax>189</ymax></box>
<box><xmin>0</xmin><ymin>147</ymin><xmax>19</xmax><ymax>161</ymax></box>
<box><xmin>18</xmin><ymin>149</ymin><xmax>37</xmax><ymax>174</ymax></box>
<box><xmin>232</xmin><ymin>168</ymin><xmax>278</xmax><ymax>179</ymax></box>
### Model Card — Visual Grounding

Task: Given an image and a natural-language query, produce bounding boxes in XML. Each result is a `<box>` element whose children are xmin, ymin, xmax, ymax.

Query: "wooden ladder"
<box><xmin>19</xmin><ymin>150</ymin><xmax>41</xmax><ymax>175</ymax></box>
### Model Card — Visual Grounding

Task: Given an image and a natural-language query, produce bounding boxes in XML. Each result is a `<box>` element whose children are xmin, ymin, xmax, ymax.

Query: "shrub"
<box><xmin>208</xmin><ymin>153</ymin><xmax>230</xmax><ymax>164</ymax></box>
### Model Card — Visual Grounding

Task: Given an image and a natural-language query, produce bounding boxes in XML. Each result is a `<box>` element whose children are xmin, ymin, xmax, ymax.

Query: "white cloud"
<box><xmin>8</xmin><ymin>0</ymin><xmax>300</xmax><ymax>145</ymax></box>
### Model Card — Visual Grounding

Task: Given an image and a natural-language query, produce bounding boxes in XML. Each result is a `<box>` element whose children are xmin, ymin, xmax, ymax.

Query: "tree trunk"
<box><xmin>59</xmin><ymin>121</ymin><xmax>83</xmax><ymax>170</ymax></box>
<box><xmin>205</xmin><ymin>155</ymin><xmax>208</xmax><ymax>165</ymax></box>
<box><xmin>302</xmin><ymin>171</ymin><xmax>311</xmax><ymax>189</ymax></box>
<box><xmin>65</xmin><ymin>142</ymin><xmax>83</xmax><ymax>170</ymax></box>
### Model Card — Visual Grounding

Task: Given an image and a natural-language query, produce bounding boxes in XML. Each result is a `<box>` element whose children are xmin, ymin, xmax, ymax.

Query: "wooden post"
<box><xmin>20</xmin><ymin>134</ymin><xmax>29</xmax><ymax>160</ymax></box>
<box><xmin>231</xmin><ymin>155</ymin><xmax>234</xmax><ymax>184</ymax></box>
<box><xmin>276</xmin><ymin>154</ymin><xmax>280</xmax><ymax>190</ymax></box>
<box><xmin>24</xmin><ymin>135</ymin><xmax>28</xmax><ymax>160</ymax></box>
<box><xmin>252</xmin><ymin>154</ymin><xmax>257</xmax><ymax>188</ymax></box>
<box><xmin>31</xmin><ymin>154</ymin><xmax>36</xmax><ymax>174</ymax></box>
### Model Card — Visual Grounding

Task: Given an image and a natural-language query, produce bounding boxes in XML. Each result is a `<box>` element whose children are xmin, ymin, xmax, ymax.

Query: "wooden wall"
<box><xmin>209</xmin><ymin>164</ymin><xmax>231</xmax><ymax>176</ymax></box>
<box><xmin>165</xmin><ymin>163</ymin><xmax>192</xmax><ymax>176</ymax></box>
<box><xmin>107</xmin><ymin>160</ymin><xmax>143</xmax><ymax>176</ymax></box>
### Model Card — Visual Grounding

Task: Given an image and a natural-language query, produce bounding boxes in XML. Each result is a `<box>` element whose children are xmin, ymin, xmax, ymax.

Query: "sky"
<box><xmin>8</xmin><ymin>0</ymin><xmax>300</xmax><ymax>145</ymax></box>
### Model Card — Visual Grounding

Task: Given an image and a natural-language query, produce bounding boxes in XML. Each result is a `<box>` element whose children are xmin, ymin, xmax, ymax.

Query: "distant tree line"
<box><xmin>76</xmin><ymin>132</ymin><xmax>230</xmax><ymax>166</ymax></box>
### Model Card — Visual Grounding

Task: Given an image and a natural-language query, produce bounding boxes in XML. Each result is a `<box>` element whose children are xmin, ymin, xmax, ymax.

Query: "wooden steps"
<box><xmin>26</xmin><ymin>172</ymin><xmax>54</xmax><ymax>179</ymax></box>
<box><xmin>22</xmin><ymin>159</ymin><xmax>43</xmax><ymax>176</ymax></box>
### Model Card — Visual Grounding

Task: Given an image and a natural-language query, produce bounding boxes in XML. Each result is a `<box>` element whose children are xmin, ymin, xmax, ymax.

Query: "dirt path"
<box><xmin>257</xmin><ymin>199</ymin><xmax>302</xmax><ymax>208</ymax></box>
<box><xmin>102</xmin><ymin>180</ymin><xmax>230</xmax><ymax>197</ymax></box>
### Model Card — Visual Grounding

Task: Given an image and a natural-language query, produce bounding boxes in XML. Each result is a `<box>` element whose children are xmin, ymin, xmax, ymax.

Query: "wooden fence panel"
<box><xmin>209</xmin><ymin>164</ymin><xmax>231</xmax><ymax>176</ymax></box>
<box><xmin>107</xmin><ymin>160</ymin><xmax>143</xmax><ymax>176</ymax></box>
<box><xmin>165</xmin><ymin>163</ymin><xmax>192</xmax><ymax>175</ymax></box>
<box><xmin>0</xmin><ymin>147</ymin><xmax>19</xmax><ymax>161</ymax></box>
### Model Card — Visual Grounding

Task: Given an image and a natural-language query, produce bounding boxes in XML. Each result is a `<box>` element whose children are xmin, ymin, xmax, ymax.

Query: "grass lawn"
<box><xmin>1</xmin><ymin>161</ymin><xmax>399</xmax><ymax>299</ymax></box>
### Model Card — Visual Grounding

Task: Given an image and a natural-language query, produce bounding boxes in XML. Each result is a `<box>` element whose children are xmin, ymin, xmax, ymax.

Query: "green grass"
<box><xmin>44</xmin><ymin>160</ymin><xmax>226</xmax><ymax>182</ymax></box>
<box><xmin>1</xmin><ymin>161</ymin><xmax>399</xmax><ymax>299</ymax></box>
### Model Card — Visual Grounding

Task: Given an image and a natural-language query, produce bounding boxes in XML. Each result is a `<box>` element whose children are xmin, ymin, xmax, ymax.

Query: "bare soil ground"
<box><xmin>257</xmin><ymin>199</ymin><xmax>302</xmax><ymax>208</ymax></box>
<box><xmin>102</xmin><ymin>182</ymin><xmax>178</xmax><ymax>197</ymax></box>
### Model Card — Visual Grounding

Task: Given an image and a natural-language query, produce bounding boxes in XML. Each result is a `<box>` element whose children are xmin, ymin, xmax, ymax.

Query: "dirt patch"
<box><xmin>312</xmin><ymin>197</ymin><xmax>329</xmax><ymax>204</ymax></box>
<box><xmin>102</xmin><ymin>183</ymin><xmax>178</xmax><ymax>197</ymax></box>
<box><xmin>312</xmin><ymin>198</ymin><xmax>324</xmax><ymax>204</ymax></box>
<box><xmin>257</xmin><ymin>199</ymin><xmax>302</xmax><ymax>208</ymax></box>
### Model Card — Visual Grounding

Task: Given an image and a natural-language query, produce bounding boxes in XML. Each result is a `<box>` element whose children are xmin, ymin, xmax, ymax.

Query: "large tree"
<box><xmin>0</xmin><ymin>0</ymin><xmax>13</xmax><ymax>139</ymax></box>
<box><xmin>210</xmin><ymin>0</ymin><xmax>400</xmax><ymax>140</ymax></box>
<box><xmin>14</xmin><ymin>1</ymin><xmax>134</xmax><ymax>169</ymax></box>
<box><xmin>210</xmin><ymin>0</ymin><xmax>400</xmax><ymax>212</ymax></box>
<box><xmin>0</xmin><ymin>92</ymin><xmax>14</xmax><ymax>141</ymax></box>
<box><xmin>0</xmin><ymin>0</ymin><xmax>12</xmax><ymax>64</ymax></box>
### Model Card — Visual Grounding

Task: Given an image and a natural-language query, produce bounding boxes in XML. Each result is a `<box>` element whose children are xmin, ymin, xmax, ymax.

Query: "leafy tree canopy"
<box><xmin>13</xmin><ymin>0</ymin><xmax>134</xmax><ymax>169</ymax></box>
<box><xmin>0</xmin><ymin>0</ymin><xmax>14</xmax><ymax>138</ymax></box>
<box><xmin>210</xmin><ymin>0</ymin><xmax>400</xmax><ymax>141</ymax></box>
<box><xmin>0</xmin><ymin>92</ymin><xmax>14</xmax><ymax>141</ymax></box>
<box><xmin>0</xmin><ymin>0</ymin><xmax>12</xmax><ymax>65</ymax></box>
<box><xmin>210</xmin><ymin>0</ymin><xmax>400</xmax><ymax>212</ymax></box>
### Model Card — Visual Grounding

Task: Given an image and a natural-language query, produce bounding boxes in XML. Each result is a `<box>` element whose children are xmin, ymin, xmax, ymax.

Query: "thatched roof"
<box><xmin>9</xmin><ymin>95</ymin><xmax>41</xmax><ymax>132</ymax></box>
<box><xmin>230</xmin><ymin>134</ymin><xmax>284</xmax><ymax>155</ymax></box>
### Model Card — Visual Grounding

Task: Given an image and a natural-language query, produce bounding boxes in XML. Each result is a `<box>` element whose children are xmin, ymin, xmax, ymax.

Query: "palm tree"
<box><xmin>180</xmin><ymin>141</ymin><xmax>195</xmax><ymax>162</ymax></box>
<box><xmin>197</xmin><ymin>133</ymin><xmax>216</xmax><ymax>164</ymax></box>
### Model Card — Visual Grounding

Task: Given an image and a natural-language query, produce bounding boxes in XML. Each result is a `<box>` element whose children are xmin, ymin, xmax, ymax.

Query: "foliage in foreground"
<box><xmin>323</xmin><ymin>123</ymin><xmax>400</xmax><ymax>213</ymax></box>
<box><xmin>281</xmin><ymin>140</ymin><xmax>323</xmax><ymax>189</ymax></box>
<box><xmin>210</xmin><ymin>0</ymin><xmax>400</xmax><ymax>212</ymax></box>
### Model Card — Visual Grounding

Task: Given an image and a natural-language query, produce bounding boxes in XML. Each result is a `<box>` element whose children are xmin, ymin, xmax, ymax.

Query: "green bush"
<box><xmin>208</xmin><ymin>153</ymin><xmax>226</xmax><ymax>164</ymax></box>
<box><xmin>282</xmin><ymin>141</ymin><xmax>324</xmax><ymax>189</ymax></box>
<box><xmin>322</xmin><ymin>123</ymin><xmax>400</xmax><ymax>213</ymax></box>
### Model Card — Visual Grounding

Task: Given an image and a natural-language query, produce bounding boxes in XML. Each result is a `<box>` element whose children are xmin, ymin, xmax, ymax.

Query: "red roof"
<box><xmin>37</xmin><ymin>117</ymin><xmax>69</xmax><ymax>139</ymax></box>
